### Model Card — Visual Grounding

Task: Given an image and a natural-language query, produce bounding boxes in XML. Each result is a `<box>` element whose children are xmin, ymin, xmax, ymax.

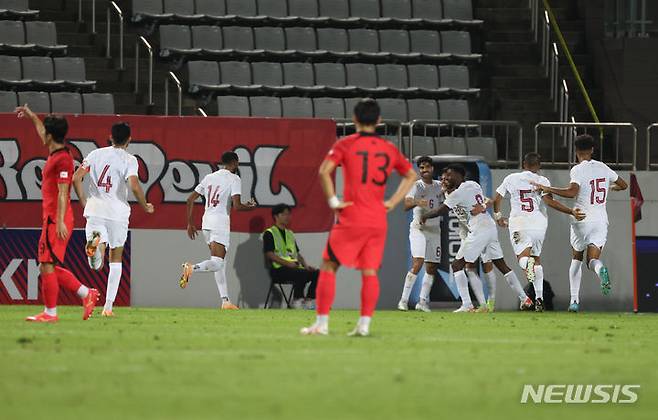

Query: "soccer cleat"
<box><xmin>526</xmin><ymin>258</ymin><xmax>535</xmax><ymax>283</ymax></box>
<box><xmin>535</xmin><ymin>298</ymin><xmax>544</xmax><ymax>312</ymax></box>
<box><xmin>476</xmin><ymin>305</ymin><xmax>489</xmax><ymax>313</ymax></box>
<box><xmin>397</xmin><ymin>300</ymin><xmax>408</xmax><ymax>311</ymax></box>
<box><xmin>221</xmin><ymin>301</ymin><xmax>239</xmax><ymax>310</ymax></box>
<box><xmin>25</xmin><ymin>312</ymin><xmax>58</xmax><ymax>323</ymax></box>
<box><xmin>415</xmin><ymin>301</ymin><xmax>431</xmax><ymax>313</ymax></box>
<box><xmin>85</xmin><ymin>231</ymin><xmax>102</xmax><ymax>257</ymax></box>
<box><xmin>179</xmin><ymin>262</ymin><xmax>193</xmax><ymax>289</ymax></box>
<box><xmin>291</xmin><ymin>298</ymin><xmax>304</xmax><ymax>309</ymax></box>
<box><xmin>82</xmin><ymin>289</ymin><xmax>99</xmax><ymax>320</ymax></box>
<box><xmin>304</xmin><ymin>300</ymin><xmax>316</xmax><ymax>310</ymax></box>
<box><xmin>599</xmin><ymin>266</ymin><xmax>611</xmax><ymax>295</ymax></box>
<box><xmin>347</xmin><ymin>325</ymin><xmax>370</xmax><ymax>337</ymax></box>
<box><xmin>300</xmin><ymin>322</ymin><xmax>328</xmax><ymax>336</ymax></box>
<box><xmin>486</xmin><ymin>298</ymin><xmax>495</xmax><ymax>312</ymax></box>
<box><xmin>520</xmin><ymin>296</ymin><xmax>534</xmax><ymax>311</ymax></box>
<box><xmin>453</xmin><ymin>304</ymin><xmax>475</xmax><ymax>313</ymax></box>
<box><xmin>568</xmin><ymin>302</ymin><xmax>580</xmax><ymax>313</ymax></box>
<box><xmin>101</xmin><ymin>309</ymin><xmax>114</xmax><ymax>317</ymax></box>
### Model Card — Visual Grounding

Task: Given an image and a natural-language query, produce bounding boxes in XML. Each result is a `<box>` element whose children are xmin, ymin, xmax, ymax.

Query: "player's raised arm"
<box><xmin>15</xmin><ymin>104</ymin><xmax>47</xmax><ymax>145</ymax></box>
<box><xmin>128</xmin><ymin>175</ymin><xmax>154</xmax><ymax>214</ymax></box>
<box><xmin>420</xmin><ymin>203</ymin><xmax>451</xmax><ymax>223</ymax></box>
<box><xmin>72</xmin><ymin>165</ymin><xmax>88</xmax><ymax>209</ymax></box>
<box><xmin>531</xmin><ymin>180</ymin><xmax>579</xmax><ymax>198</ymax></box>
<box><xmin>542</xmin><ymin>194</ymin><xmax>586</xmax><ymax>220</ymax></box>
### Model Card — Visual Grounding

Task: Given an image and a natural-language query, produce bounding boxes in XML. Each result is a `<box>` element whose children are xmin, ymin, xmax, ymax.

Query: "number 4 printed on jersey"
<box><xmin>97</xmin><ymin>164</ymin><xmax>112</xmax><ymax>193</ymax></box>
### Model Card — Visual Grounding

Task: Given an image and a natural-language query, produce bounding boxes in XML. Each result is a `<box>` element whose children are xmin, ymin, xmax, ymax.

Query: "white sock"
<box><xmin>533</xmin><ymin>265</ymin><xmax>544</xmax><ymax>300</ymax></box>
<box><xmin>504</xmin><ymin>271</ymin><xmax>527</xmax><ymax>301</ymax></box>
<box><xmin>44</xmin><ymin>307</ymin><xmax>57</xmax><ymax>316</ymax></box>
<box><xmin>518</xmin><ymin>256</ymin><xmax>529</xmax><ymax>270</ymax></box>
<box><xmin>104</xmin><ymin>262</ymin><xmax>122</xmax><ymax>311</ymax></box>
<box><xmin>76</xmin><ymin>285</ymin><xmax>89</xmax><ymax>298</ymax></box>
<box><xmin>212</xmin><ymin>257</ymin><xmax>228</xmax><ymax>299</ymax></box>
<box><xmin>485</xmin><ymin>270</ymin><xmax>496</xmax><ymax>301</ymax></box>
<box><xmin>400</xmin><ymin>272</ymin><xmax>417</xmax><ymax>302</ymax></box>
<box><xmin>588</xmin><ymin>259</ymin><xmax>604</xmax><ymax>278</ymax></box>
<box><xmin>466</xmin><ymin>270</ymin><xmax>486</xmax><ymax>306</ymax></box>
<box><xmin>316</xmin><ymin>314</ymin><xmax>329</xmax><ymax>327</ymax></box>
<box><xmin>454</xmin><ymin>270</ymin><xmax>472</xmax><ymax>307</ymax></box>
<box><xmin>193</xmin><ymin>257</ymin><xmax>222</xmax><ymax>272</ymax></box>
<box><xmin>419</xmin><ymin>274</ymin><xmax>434</xmax><ymax>303</ymax></box>
<box><xmin>358</xmin><ymin>316</ymin><xmax>371</xmax><ymax>329</ymax></box>
<box><xmin>569</xmin><ymin>260</ymin><xmax>582</xmax><ymax>304</ymax></box>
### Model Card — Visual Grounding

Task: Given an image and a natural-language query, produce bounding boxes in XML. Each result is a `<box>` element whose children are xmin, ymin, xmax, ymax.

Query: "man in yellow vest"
<box><xmin>263</xmin><ymin>204</ymin><xmax>318</xmax><ymax>308</ymax></box>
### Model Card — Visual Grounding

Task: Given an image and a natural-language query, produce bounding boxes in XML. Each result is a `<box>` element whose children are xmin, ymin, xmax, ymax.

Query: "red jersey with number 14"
<box><xmin>41</xmin><ymin>147</ymin><xmax>74</xmax><ymax>222</ymax></box>
<box><xmin>326</xmin><ymin>132</ymin><xmax>412</xmax><ymax>228</ymax></box>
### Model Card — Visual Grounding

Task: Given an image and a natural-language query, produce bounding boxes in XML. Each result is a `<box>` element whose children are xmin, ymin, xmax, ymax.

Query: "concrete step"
<box><xmin>486</xmin><ymin>31</ymin><xmax>534</xmax><ymax>42</ymax></box>
<box><xmin>492</xmin><ymin>76</ymin><xmax>549</xmax><ymax>89</ymax></box>
<box><xmin>497</xmin><ymin>99</ymin><xmax>556</xmax><ymax>112</ymax></box>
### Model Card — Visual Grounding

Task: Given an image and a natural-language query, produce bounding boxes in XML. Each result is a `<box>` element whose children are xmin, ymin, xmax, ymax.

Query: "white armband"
<box><xmin>328</xmin><ymin>196</ymin><xmax>341</xmax><ymax>209</ymax></box>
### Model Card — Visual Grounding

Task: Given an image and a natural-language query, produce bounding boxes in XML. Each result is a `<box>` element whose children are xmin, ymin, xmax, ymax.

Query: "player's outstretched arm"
<box><xmin>15</xmin><ymin>104</ymin><xmax>46</xmax><ymax>145</ymax></box>
<box><xmin>492</xmin><ymin>193</ymin><xmax>508</xmax><ymax>227</ymax></box>
<box><xmin>542</xmin><ymin>195</ymin><xmax>585</xmax><ymax>220</ymax></box>
<box><xmin>72</xmin><ymin>166</ymin><xmax>88</xmax><ymax>209</ymax></box>
<box><xmin>318</xmin><ymin>158</ymin><xmax>352</xmax><ymax>210</ymax></box>
<box><xmin>128</xmin><ymin>175</ymin><xmax>154</xmax><ymax>214</ymax></box>
<box><xmin>420</xmin><ymin>203</ymin><xmax>450</xmax><ymax>224</ymax></box>
<box><xmin>231</xmin><ymin>195</ymin><xmax>257</xmax><ymax>211</ymax></box>
<box><xmin>531</xmin><ymin>181</ymin><xmax>579</xmax><ymax>199</ymax></box>
<box><xmin>611</xmin><ymin>176</ymin><xmax>628</xmax><ymax>191</ymax></box>
<box><xmin>384</xmin><ymin>168</ymin><xmax>417</xmax><ymax>211</ymax></box>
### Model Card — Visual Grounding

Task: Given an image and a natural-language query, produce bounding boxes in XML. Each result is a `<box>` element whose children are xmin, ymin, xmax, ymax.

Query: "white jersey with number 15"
<box><xmin>570</xmin><ymin>159</ymin><xmax>619</xmax><ymax>225</ymax></box>
<box><xmin>194</xmin><ymin>168</ymin><xmax>242</xmax><ymax>231</ymax></box>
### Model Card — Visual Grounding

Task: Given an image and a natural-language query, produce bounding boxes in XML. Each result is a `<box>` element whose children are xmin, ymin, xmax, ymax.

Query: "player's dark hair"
<box><xmin>416</xmin><ymin>156</ymin><xmax>433</xmax><ymax>167</ymax></box>
<box><xmin>272</xmin><ymin>204</ymin><xmax>292</xmax><ymax>217</ymax></box>
<box><xmin>221</xmin><ymin>151</ymin><xmax>239</xmax><ymax>165</ymax></box>
<box><xmin>353</xmin><ymin>98</ymin><xmax>380</xmax><ymax>126</ymax></box>
<box><xmin>574</xmin><ymin>134</ymin><xmax>595</xmax><ymax>151</ymax></box>
<box><xmin>111</xmin><ymin>122</ymin><xmax>131</xmax><ymax>146</ymax></box>
<box><xmin>523</xmin><ymin>152</ymin><xmax>542</xmax><ymax>168</ymax></box>
<box><xmin>445</xmin><ymin>163</ymin><xmax>466</xmax><ymax>178</ymax></box>
<box><xmin>43</xmin><ymin>115</ymin><xmax>68</xmax><ymax>144</ymax></box>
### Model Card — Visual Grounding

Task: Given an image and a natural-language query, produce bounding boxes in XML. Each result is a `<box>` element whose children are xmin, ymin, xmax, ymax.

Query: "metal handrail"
<box><xmin>78</xmin><ymin>0</ymin><xmax>97</xmax><ymax>33</ymax></box>
<box><xmin>560</xmin><ymin>79</ymin><xmax>569</xmax><ymax>140</ymax></box>
<box><xmin>534</xmin><ymin>122</ymin><xmax>637</xmax><ymax>169</ymax></box>
<box><xmin>135</xmin><ymin>36</ymin><xmax>154</xmax><ymax>106</ymax></box>
<box><xmin>197</xmin><ymin>108</ymin><xmax>208</xmax><ymax>117</ymax></box>
<box><xmin>646</xmin><ymin>123</ymin><xmax>658</xmax><ymax>170</ymax></box>
<box><xmin>541</xmin><ymin>10</ymin><xmax>550</xmax><ymax>73</ymax></box>
<box><xmin>550</xmin><ymin>43</ymin><xmax>558</xmax><ymax>106</ymax></box>
<box><xmin>106</xmin><ymin>1</ymin><xmax>124</xmax><ymax>70</ymax></box>
<box><xmin>165</xmin><ymin>72</ymin><xmax>182</xmax><ymax>116</ymax></box>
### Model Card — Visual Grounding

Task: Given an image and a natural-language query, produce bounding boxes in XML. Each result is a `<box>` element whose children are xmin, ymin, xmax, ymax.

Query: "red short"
<box><xmin>38</xmin><ymin>218</ymin><xmax>73</xmax><ymax>264</ymax></box>
<box><xmin>323</xmin><ymin>224</ymin><xmax>387</xmax><ymax>270</ymax></box>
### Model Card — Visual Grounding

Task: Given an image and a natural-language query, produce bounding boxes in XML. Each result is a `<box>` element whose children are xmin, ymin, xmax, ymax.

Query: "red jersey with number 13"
<box><xmin>41</xmin><ymin>147</ymin><xmax>74</xmax><ymax>222</ymax></box>
<box><xmin>326</xmin><ymin>133</ymin><xmax>412</xmax><ymax>228</ymax></box>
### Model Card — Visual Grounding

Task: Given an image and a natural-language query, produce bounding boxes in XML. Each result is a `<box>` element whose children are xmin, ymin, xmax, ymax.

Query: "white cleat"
<box><xmin>397</xmin><ymin>300</ymin><xmax>409</xmax><ymax>311</ymax></box>
<box><xmin>415</xmin><ymin>301</ymin><xmax>431</xmax><ymax>313</ymax></box>
<box><xmin>300</xmin><ymin>322</ymin><xmax>328</xmax><ymax>336</ymax></box>
<box><xmin>347</xmin><ymin>325</ymin><xmax>370</xmax><ymax>337</ymax></box>
<box><xmin>453</xmin><ymin>305</ymin><xmax>475</xmax><ymax>313</ymax></box>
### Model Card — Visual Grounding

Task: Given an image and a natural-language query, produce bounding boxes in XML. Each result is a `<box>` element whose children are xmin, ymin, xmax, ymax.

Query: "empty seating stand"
<box><xmin>3</xmin><ymin>91</ymin><xmax>115</xmax><ymax>114</ymax></box>
<box><xmin>0</xmin><ymin>20</ymin><xmax>67</xmax><ymax>55</ymax></box>
<box><xmin>0</xmin><ymin>55</ymin><xmax>96</xmax><ymax>91</ymax></box>
<box><xmin>0</xmin><ymin>0</ymin><xmax>38</xmax><ymax>19</ymax></box>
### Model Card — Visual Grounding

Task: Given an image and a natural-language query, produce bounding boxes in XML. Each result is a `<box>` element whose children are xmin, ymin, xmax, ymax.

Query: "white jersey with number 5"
<box><xmin>194</xmin><ymin>168</ymin><xmax>241</xmax><ymax>231</ymax></box>
<box><xmin>407</xmin><ymin>179</ymin><xmax>443</xmax><ymax>227</ymax></box>
<box><xmin>496</xmin><ymin>171</ymin><xmax>550</xmax><ymax>231</ymax></box>
<box><xmin>444</xmin><ymin>180</ymin><xmax>495</xmax><ymax>231</ymax></box>
<box><xmin>82</xmin><ymin>146</ymin><xmax>139</xmax><ymax>223</ymax></box>
<box><xmin>570</xmin><ymin>159</ymin><xmax>618</xmax><ymax>225</ymax></box>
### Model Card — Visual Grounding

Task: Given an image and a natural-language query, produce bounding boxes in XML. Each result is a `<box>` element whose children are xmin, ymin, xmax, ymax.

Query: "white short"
<box><xmin>457</xmin><ymin>225</ymin><xmax>504</xmax><ymax>263</ymax></box>
<box><xmin>409</xmin><ymin>225</ymin><xmax>441</xmax><ymax>263</ymax></box>
<box><xmin>85</xmin><ymin>216</ymin><xmax>128</xmax><ymax>249</ymax></box>
<box><xmin>203</xmin><ymin>229</ymin><xmax>230</xmax><ymax>250</ymax></box>
<box><xmin>509</xmin><ymin>228</ymin><xmax>546</xmax><ymax>256</ymax></box>
<box><xmin>570</xmin><ymin>223</ymin><xmax>608</xmax><ymax>252</ymax></box>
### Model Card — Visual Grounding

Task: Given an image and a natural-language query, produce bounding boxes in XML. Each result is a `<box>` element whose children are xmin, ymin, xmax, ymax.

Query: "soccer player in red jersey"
<box><xmin>301</xmin><ymin>99</ymin><xmax>417</xmax><ymax>336</ymax></box>
<box><xmin>16</xmin><ymin>105</ymin><xmax>99</xmax><ymax>322</ymax></box>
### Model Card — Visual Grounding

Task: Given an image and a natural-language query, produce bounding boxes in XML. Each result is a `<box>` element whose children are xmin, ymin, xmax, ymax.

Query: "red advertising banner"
<box><xmin>0</xmin><ymin>115</ymin><xmax>336</xmax><ymax>232</ymax></box>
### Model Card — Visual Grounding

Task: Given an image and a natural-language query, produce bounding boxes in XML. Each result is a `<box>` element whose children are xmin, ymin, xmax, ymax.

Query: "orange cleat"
<box><xmin>221</xmin><ymin>301</ymin><xmax>239</xmax><ymax>310</ymax></box>
<box><xmin>26</xmin><ymin>312</ymin><xmax>58</xmax><ymax>323</ymax></box>
<box><xmin>86</xmin><ymin>231</ymin><xmax>102</xmax><ymax>257</ymax></box>
<box><xmin>101</xmin><ymin>309</ymin><xmax>114</xmax><ymax>317</ymax></box>
<box><xmin>82</xmin><ymin>289</ymin><xmax>99</xmax><ymax>320</ymax></box>
<box><xmin>179</xmin><ymin>262</ymin><xmax>193</xmax><ymax>289</ymax></box>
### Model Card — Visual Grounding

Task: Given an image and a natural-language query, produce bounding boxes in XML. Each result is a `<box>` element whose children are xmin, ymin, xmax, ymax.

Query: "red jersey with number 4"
<box><xmin>326</xmin><ymin>132</ymin><xmax>412</xmax><ymax>228</ymax></box>
<box><xmin>41</xmin><ymin>148</ymin><xmax>74</xmax><ymax>222</ymax></box>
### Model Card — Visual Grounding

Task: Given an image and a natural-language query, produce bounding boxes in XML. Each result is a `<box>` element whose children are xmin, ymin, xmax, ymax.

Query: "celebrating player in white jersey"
<box><xmin>73</xmin><ymin>122</ymin><xmax>155</xmax><ymax>317</ymax></box>
<box><xmin>532</xmin><ymin>135</ymin><xmax>627</xmax><ymax>312</ymax></box>
<box><xmin>398</xmin><ymin>156</ymin><xmax>443</xmax><ymax>313</ymax></box>
<box><xmin>421</xmin><ymin>164</ymin><xmax>532</xmax><ymax>312</ymax></box>
<box><xmin>493</xmin><ymin>153</ymin><xmax>585</xmax><ymax>311</ymax></box>
<box><xmin>179</xmin><ymin>151</ymin><xmax>256</xmax><ymax>309</ymax></box>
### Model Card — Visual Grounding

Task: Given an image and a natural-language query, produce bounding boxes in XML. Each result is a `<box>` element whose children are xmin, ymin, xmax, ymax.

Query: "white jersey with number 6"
<box><xmin>496</xmin><ymin>171</ymin><xmax>550</xmax><ymax>232</ymax></box>
<box><xmin>407</xmin><ymin>179</ymin><xmax>443</xmax><ymax>227</ymax></box>
<box><xmin>194</xmin><ymin>168</ymin><xmax>241</xmax><ymax>231</ymax></box>
<box><xmin>82</xmin><ymin>146</ymin><xmax>139</xmax><ymax>223</ymax></box>
<box><xmin>570</xmin><ymin>159</ymin><xmax>619</xmax><ymax>225</ymax></box>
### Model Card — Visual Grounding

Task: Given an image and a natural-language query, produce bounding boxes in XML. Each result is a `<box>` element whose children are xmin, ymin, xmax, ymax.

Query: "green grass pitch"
<box><xmin>1</xmin><ymin>306</ymin><xmax>656</xmax><ymax>420</ymax></box>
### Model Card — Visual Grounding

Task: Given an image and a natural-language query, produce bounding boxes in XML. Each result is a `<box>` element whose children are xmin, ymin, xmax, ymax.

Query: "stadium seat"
<box><xmin>0</xmin><ymin>0</ymin><xmax>39</xmax><ymax>19</ymax></box>
<box><xmin>195</xmin><ymin>0</ymin><xmax>230</xmax><ymax>22</ymax></box>
<box><xmin>0</xmin><ymin>90</ymin><xmax>16</xmax><ymax>112</ymax></box>
<box><xmin>410</xmin><ymin>30</ymin><xmax>449</xmax><ymax>60</ymax></box>
<box><xmin>219</xmin><ymin>61</ymin><xmax>256</xmax><ymax>92</ymax></box>
<box><xmin>17</xmin><ymin>90</ymin><xmax>49</xmax><ymax>112</ymax></box>
<box><xmin>407</xmin><ymin>99</ymin><xmax>439</xmax><ymax>120</ymax></box>
<box><xmin>439</xmin><ymin>99</ymin><xmax>470</xmax><ymax>120</ymax></box>
<box><xmin>439</xmin><ymin>65</ymin><xmax>480</xmax><ymax>95</ymax></box>
<box><xmin>191</xmin><ymin>25</ymin><xmax>227</xmax><ymax>55</ymax></box>
<box><xmin>217</xmin><ymin>95</ymin><xmax>250</xmax><ymax>116</ymax></box>
<box><xmin>223</xmin><ymin>27</ymin><xmax>262</xmax><ymax>56</ymax></box>
<box><xmin>466</xmin><ymin>137</ymin><xmax>498</xmax><ymax>161</ymax></box>
<box><xmin>21</xmin><ymin>56</ymin><xmax>65</xmax><ymax>89</ymax></box>
<box><xmin>441</xmin><ymin>31</ymin><xmax>482</xmax><ymax>61</ymax></box>
<box><xmin>187</xmin><ymin>60</ymin><xmax>221</xmax><ymax>93</ymax></box>
<box><xmin>50</xmin><ymin>91</ymin><xmax>82</xmax><ymax>114</ymax></box>
<box><xmin>250</xmin><ymin>96</ymin><xmax>281</xmax><ymax>117</ymax></box>
<box><xmin>131</xmin><ymin>0</ymin><xmax>174</xmax><ymax>23</ymax></box>
<box><xmin>281</xmin><ymin>96</ymin><xmax>313</xmax><ymax>118</ymax></box>
<box><xmin>410</xmin><ymin>136</ymin><xmax>436</xmax><ymax>156</ymax></box>
<box><xmin>285</xmin><ymin>27</ymin><xmax>323</xmax><ymax>57</ymax></box>
<box><xmin>0</xmin><ymin>20</ymin><xmax>35</xmax><ymax>54</ymax></box>
<box><xmin>314</xmin><ymin>62</ymin><xmax>354</xmax><ymax>94</ymax></box>
<box><xmin>381</xmin><ymin>0</ymin><xmax>420</xmax><ymax>24</ymax></box>
<box><xmin>159</xmin><ymin>25</ymin><xmax>200</xmax><ymax>58</ymax></box>
<box><xmin>163</xmin><ymin>0</ymin><xmax>202</xmax><ymax>21</ymax></box>
<box><xmin>348</xmin><ymin>29</ymin><xmax>388</xmax><ymax>60</ymax></box>
<box><xmin>442</xmin><ymin>0</ymin><xmax>484</xmax><ymax>26</ymax></box>
<box><xmin>53</xmin><ymin>57</ymin><xmax>96</xmax><ymax>90</ymax></box>
<box><xmin>412</xmin><ymin>0</ymin><xmax>449</xmax><ymax>24</ymax></box>
<box><xmin>0</xmin><ymin>55</ymin><xmax>29</xmax><ymax>87</ymax></box>
<box><xmin>313</xmin><ymin>97</ymin><xmax>345</xmax><ymax>118</ymax></box>
<box><xmin>24</xmin><ymin>21</ymin><xmax>66</xmax><ymax>55</ymax></box>
<box><xmin>282</xmin><ymin>62</ymin><xmax>322</xmax><ymax>93</ymax></box>
<box><xmin>345</xmin><ymin>63</ymin><xmax>387</xmax><ymax>95</ymax></box>
<box><xmin>226</xmin><ymin>0</ymin><xmax>263</xmax><ymax>24</ymax></box>
<box><xmin>258</xmin><ymin>0</ymin><xmax>294</xmax><ymax>22</ymax></box>
<box><xmin>82</xmin><ymin>93</ymin><xmax>115</xmax><ymax>114</ymax></box>
<box><xmin>377</xmin><ymin>64</ymin><xmax>415</xmax><ymax>94</ymax></box>
<box><xmin>317</xmin><ymin>28</ymin><xmax>357</xmax><ymax>58</ymax></box>
<box><xmin>378</xmin><ymin>98</ymin><xmax>407</xmax><ymax>121</ymax></box>
<box><xmin>408</xmin><ymin>65</ymin><xmax>448</xmax><ymax>94</ymax></box>
<box><xmin>379</xmin><ymin>30</ymin><xmax>420</xmax><ymax>59</ymax></box>
<box><xmin>350</xmin><ymin>0</ymin><xmax>389</xmax><ymax>25</ymax></box>
<box><xmin>319</xmin><ymin>0</ymin><xmax>350</xmax><ymax>19</ymax></box>
<box><xmin>288</xmin><ymin>0</ymin><xmax>329</xmax><ymax>25</ymax></box>
<box><xmin>252</xmin><ymin>62</ymin><xmax>293</xmax><ymax>93</ymax></box>
<box><xmin>253</xmin><ymin>27</ymin><xmax>287</xmax><ymax>53</ymax></box>
<box><xmin>437</xmin><ymin>136</ymin><xmax>467</xmax><ymax>155</ymax></box>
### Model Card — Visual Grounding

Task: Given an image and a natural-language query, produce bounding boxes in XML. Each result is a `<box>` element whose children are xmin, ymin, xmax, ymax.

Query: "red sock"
<box><xmin>55</xmin><ymin>266</ymin><xmax>82</xmax><ymax>293</ymax></box>
<box><xmin>361</xmin><ymin>274</ymin><xmax>380</xmax><ymax>317</ymax></box>
<box><xmin>41</xmin><ymin>271</ymin><xmax>59</xmax><ymax>309</ymax></box>
<box><xmin>315</xmin><ymin>270</ymin><xmax>336</xmax><ymax>316</ymax></box>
